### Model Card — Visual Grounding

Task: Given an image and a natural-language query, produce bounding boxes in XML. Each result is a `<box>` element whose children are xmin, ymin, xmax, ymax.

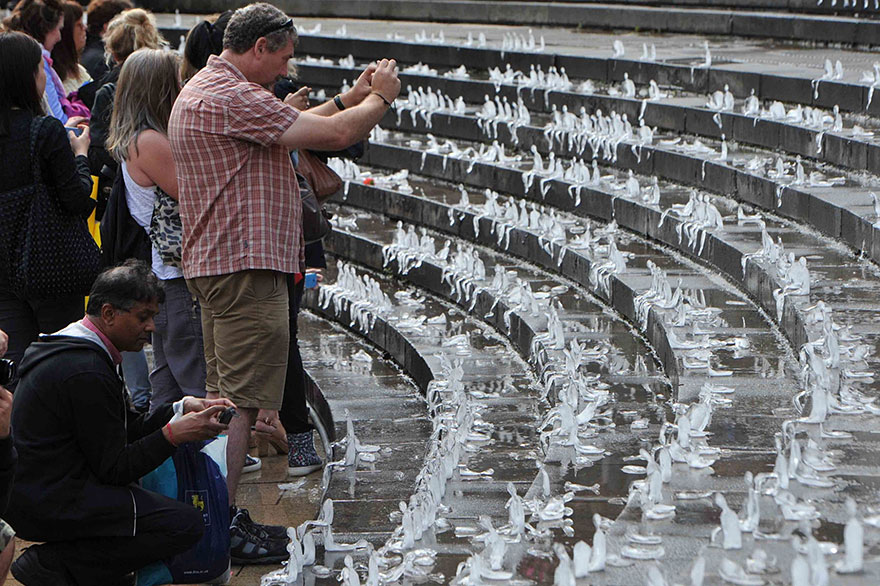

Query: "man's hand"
<box><xmin>0</xmin><ymin>386</ymin><xmax>13</xmax><ymax>439</ymax></box>
<box><xmin>284</xmin><ymin>86</ymin><xmax>311</xmax><ymax>110</ymax></box>
<box><xmin>0</xmin><ymin>329</ymin><xmax>7</xmax><ymax>358</ymax></box>
<box><xmin>182</xmin><ymin>396</ymin><xmax>235</xmax><ymax>414</ymax></box>
<box><xmin>165</xmin><ymin>405</ymin><xmax>229</xmax><ymax>445</ymax></box>
<box><xmin>347</xmin><ymin>61</ymin><xmax>378</xmax><ymax>105</ymax></box>
<box><xmin>370</xmin><ymin>59</ymin><xmax>401</xmax><ymax>104</ymax></box>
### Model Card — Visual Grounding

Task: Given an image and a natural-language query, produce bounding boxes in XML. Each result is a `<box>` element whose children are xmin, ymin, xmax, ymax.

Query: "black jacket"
<box><xmin>7</xmin><ymin>333</ymin><xmax>175</xmax><ymax>541</ymax></box>
<box><xmin>80</xmin><ymin>34</ymin><xmax>110</xmax><ymax>88</ymax></box>
<box><xmin>85</xmin><ymin>68</ymin><xmax>119</xmax><ymax>178</ymax></box>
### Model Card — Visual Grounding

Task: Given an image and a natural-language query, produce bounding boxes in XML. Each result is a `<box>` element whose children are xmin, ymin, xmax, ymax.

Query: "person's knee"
<box><xmin>171</xmin><ymin>505</ymin><xmax>205</xmax><ymax>551</ymax></box>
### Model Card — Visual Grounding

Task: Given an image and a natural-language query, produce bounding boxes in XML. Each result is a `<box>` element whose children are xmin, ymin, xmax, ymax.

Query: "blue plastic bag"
<box><xmin>138</xmin><ymin>437</ymin><xmax>230</xmax><ymax>585</ymax></box>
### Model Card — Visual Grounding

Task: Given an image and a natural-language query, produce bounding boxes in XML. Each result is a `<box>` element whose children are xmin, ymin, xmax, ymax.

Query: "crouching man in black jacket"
<box><xmin>7</xmin><ymin>260</ymin><xmax>235</xmax><ymax>586</ymax></box>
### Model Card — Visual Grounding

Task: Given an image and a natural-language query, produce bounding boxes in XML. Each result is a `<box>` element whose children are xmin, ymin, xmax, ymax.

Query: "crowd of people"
<box><xmin>0</xmin><ymin>1</ymin><xmax>401</xmax><ymax>584</ymax></box>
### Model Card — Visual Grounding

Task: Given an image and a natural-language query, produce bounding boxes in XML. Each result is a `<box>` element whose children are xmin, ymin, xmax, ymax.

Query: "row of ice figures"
<box><xmin>799</xmin><ymin>299</ymin><xmax>880</xmax><ymax>420</ymax></box>
<box><xmin>475</xmin><ymin>94</ymin><xmax>532</xmax><ymax>140</ymax></box>
<box><xmin>392</xmin><ymin>85</ymin><xmax>466</xmax><ymax>129</ymax></box>
<box><xmin>541</xmin><ymin>105</ymin><xmax>656</xmax><ymax>163</ymax></box>
<box><xmin>487</xmin><ymin>64</ymin><xmax>572</xmax><ymax>95</ymax></box>
<box><xmin>818</xmin><ymin>0</ymin><xmax>880</xmax><ymax>9</ymax></box>
<box><xmin>611</xmin><ymin>39</ymin><xmax>711</xmax><ymax>68</ymax></box>
<box><xmin>400</xmin><ymin>62</ymin><xmax>471</xmax><ymax>81</ymax></box>
<box><xmin>316</xmin><ymin>261</ymin><xmax>393</xmax><ymax>334</ymax></box>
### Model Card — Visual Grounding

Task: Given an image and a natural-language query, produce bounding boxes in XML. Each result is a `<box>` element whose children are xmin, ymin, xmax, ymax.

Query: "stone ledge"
<box><xmin>297</xmin><ymin>61</ymin><xmax>880</xmax><ymax>177</ymax></box>
<box><xmin>145</xmin><ymin>1</ymin><xmax>877</xmax><ymax>44</ymax></box>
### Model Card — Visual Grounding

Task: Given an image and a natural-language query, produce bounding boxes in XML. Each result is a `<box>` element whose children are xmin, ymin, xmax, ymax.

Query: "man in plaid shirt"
<box><xmin>168</xmin><ymin>2</ymin><xmax>399</xmax><ymax>564</ymax></box>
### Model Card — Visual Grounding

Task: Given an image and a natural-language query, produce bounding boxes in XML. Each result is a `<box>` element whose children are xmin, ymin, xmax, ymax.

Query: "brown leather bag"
<box><xmin>297</xmin><ymin>173</ymin><xmax>333</xmax><ymax>244</ymax></box>
<box><xmin>296</xmin><ymin>150</ymin><xmax>343</xmax><ymax>202</ymax></box>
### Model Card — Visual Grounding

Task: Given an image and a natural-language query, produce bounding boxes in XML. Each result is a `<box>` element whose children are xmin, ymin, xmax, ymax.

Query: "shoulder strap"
<box><xmin>28</xmin><ymin>116</ymin><xmax>47</xmax><ymax>188</ymax></box>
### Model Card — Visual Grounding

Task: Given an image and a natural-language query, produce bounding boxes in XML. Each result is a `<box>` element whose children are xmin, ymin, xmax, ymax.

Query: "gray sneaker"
<box><xmin>287</xmin><ymin>431</ymin><xmax>322</xmax><ymax>476</ymax></box>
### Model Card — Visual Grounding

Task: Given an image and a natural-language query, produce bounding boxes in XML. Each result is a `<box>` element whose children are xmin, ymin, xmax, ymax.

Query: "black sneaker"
<box><xmin>11</xmin><ymin>546</ymin><xmax>74</xmax><ymax>586</ymax></box>
<box><xmin>229</xmin><ymin>514</ymin><xmax>288</xmax><ymax>565</ymax></box>
<box><xmin>231</xmin><ymin>506</ymin><xmax>288</xmax><ymax>540</ymax></box>
<box><xmin>242</xmin><ymin>453</ymin><xmax>262</xmax><ymax>474</ymax></box>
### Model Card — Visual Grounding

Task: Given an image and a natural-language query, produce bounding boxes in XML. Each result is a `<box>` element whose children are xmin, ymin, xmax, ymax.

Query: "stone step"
<box><xmin>301</xmin><ymin>258</ymin><xmax>571</xmax><ymax>579</ymax></box>
<box><xmin>285</xmin><ymin>33</ymin><xmax>880</xmax><ymax>116</ymax></box>
<box><xmin>296</xmin><ymin>60</ymin><xmax>880</xmax><ymax>176</ymax></box>
<box><xmin>357</xmin><ymin>132</ymin><xmax>879</xmax><ymax>370</ymax></box>
<box><xmin>144</xmin><ymin>0</ymin><xmax>880</xmax><ymax>16</ymax></box>
<box><xmin>147</xmin><ymin>2</ymin><xmax>880</xmax><ymax>44</ymax></box>
<box><xmin>329</xmin><ymin>182</ymin><xmax>799</xmax><ymax>414</ymax></box>
<box><xmin>321</xmin><ymin>178</ymin><xmax>879</xmax><ymax>582</ymax></box>
<box><xmin>382</xmin><ymin>107</ymin><xmax>880</xmax><ymax>266</ymax></box>
<box><xmin>319</xmin><ymin>198</ymin><xmax>816</xmax><ymax>582</ymax></box>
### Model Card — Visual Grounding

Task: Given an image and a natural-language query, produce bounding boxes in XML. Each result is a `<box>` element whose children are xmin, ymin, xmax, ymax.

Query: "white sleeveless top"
<box><xmin>121</xmin><ymin>161</ymin><xmax>183</xmax><ymax>281</ymax></box>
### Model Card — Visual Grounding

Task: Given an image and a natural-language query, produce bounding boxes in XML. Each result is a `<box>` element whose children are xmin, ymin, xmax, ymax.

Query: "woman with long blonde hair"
<box><xmin>107</xmin><ymin>48</ymin><xmax>208</xmax><ymax>412</ymax></box>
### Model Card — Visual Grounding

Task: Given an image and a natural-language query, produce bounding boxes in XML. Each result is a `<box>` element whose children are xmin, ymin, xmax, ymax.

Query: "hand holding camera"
<box><xmin>370</xmin><ymin>58</ymin><xmax>401</xmax><ymax>106</ymax></box>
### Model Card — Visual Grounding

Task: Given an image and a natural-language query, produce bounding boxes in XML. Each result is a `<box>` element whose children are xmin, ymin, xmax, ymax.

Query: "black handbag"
<box><xmin>12</xmin><ymin>117</ymin><xmax>102</xmax><ymax>298</ymax></box>
<box><xmin>100</xmin><ymin>167</ymin><xmax>151</xmax><ymax>267</ymax></box>
<box><xmin>298</xmin><ymin>173</ymin><xmax>332</xmax><ymax>244</ymax></box>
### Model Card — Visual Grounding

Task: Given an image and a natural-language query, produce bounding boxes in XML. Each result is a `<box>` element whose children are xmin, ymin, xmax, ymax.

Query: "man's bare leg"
<box><xmin>226</xmin><ymin>406</ymin><xmax>256</xmax><ymax>507</ymax></box>
<box><xmin>0</xmin><ymin>536</ymin><xmax>15</xmax><ymax>586</ymax></box>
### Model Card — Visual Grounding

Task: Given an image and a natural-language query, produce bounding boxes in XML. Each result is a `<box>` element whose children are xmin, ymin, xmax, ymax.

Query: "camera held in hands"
<box><xmin>0</xmin><ymin>359</ymin><xmax>16</xmax><ymax>386</ymax></box>
<box><xmin>218</xmin><ymin>406</ymin><xmax>238</xmax><ymax>425</ymax></box>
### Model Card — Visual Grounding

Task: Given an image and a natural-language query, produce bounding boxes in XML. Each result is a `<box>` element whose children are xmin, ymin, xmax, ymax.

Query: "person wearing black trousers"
<box><xmin>277</xmin><ymin>241</ymin><xmax>327</xmax><ymax>476</ymax></box>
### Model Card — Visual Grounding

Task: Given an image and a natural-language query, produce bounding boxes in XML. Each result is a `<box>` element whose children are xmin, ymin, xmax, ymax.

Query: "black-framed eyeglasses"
<box><xmin>259</xmin><ymin>18</ymin><xmax>294</xmax><ymax>38</ymax></box>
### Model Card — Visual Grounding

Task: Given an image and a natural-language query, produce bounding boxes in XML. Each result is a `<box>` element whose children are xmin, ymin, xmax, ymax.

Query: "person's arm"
<box><xmin>278</xmin><ymin>59</ymin><xmax>401</xmax><ymax>151</ymax></box>
<box><xmin>126</xmin><ymin>403</ymin><xmax>175</xmax><ymax>443</ymax></box>
<box><xmin>40</xmin><ymin>118</ymin><xmax>95</xmax><ymax>218</ymax></box>
<box><xmin>129</xmin><ymin>131</ymin><xmax>179</xmax><ymax>199</ymax></box>
<box><xmin>70</xmin><ymin>371</ymin><xmax>175</xmax><ymax>486</ymax></box>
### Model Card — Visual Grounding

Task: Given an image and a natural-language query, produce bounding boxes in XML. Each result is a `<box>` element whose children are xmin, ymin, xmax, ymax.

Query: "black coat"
<box><xmin>7</xmin><ymin>334</ymin><xmax>176</xmax><ymax>541</ymax></box>
<box><xmin>80</xmin><ymin>34</ymin><xmax>110</xmax><ymax>83</ymax></box>
<box><xmin>0</xmin><ymin>112</ymin><xmax>95</xmax><ymax>297</ymax></box>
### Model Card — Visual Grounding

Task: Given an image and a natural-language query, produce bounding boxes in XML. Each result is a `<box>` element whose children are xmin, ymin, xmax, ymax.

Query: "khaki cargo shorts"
<box><xmin>186</xmin><ymin>270</ymin><xmax>289</xmax><ymax>410</ymax></box>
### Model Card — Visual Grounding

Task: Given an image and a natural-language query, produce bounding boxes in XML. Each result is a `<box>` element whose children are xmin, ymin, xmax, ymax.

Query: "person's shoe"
<box><xmin>242</xmin><ymin>453</ymin><xmax>262</xmax><ymax>474</ymax></box>
<box><xmin>231</xmin><ymin>506</ymin><xmax>287</xmax><ymax>540</ymax></box>
<box><xmin>287</xmin><ymin>431</ymin><xmax>323</xmax><ymax>476</ymax></box>
<box><xmin>229</xmin><ymin>511</ymin><xmax>288</xmax><ymax>565</ymax></box>
<box><xmin>11</xmin><ymin>546</ymin><xmax>74</xmax><ymax>586</ymax></box>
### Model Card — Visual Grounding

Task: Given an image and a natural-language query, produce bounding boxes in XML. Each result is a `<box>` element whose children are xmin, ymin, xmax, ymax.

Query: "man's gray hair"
<box><xmin>223</xmin><ymin>2</ymin><xmax>298</xmax><ymax>54</ymax></box>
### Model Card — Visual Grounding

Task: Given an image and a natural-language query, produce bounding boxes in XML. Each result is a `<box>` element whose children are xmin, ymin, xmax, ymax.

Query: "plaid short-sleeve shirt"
<box><xmin>168</xmin><ymin>55</ymin><xmax>303</xmax><ymax>278</ymax></box>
